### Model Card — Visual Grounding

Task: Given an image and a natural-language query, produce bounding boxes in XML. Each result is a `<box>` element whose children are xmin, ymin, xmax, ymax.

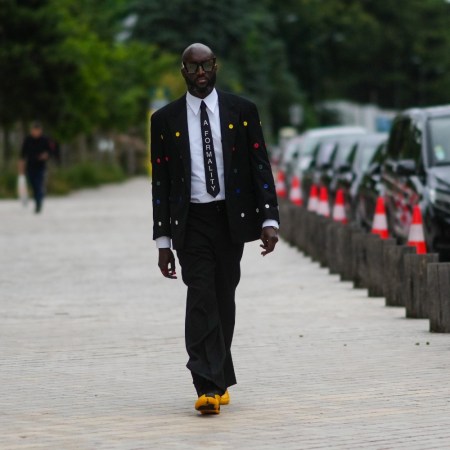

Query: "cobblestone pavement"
<box><xmin>1</xmin><ymin>178</ymin><xmax>450</xmax><ymax>450</ymax></box>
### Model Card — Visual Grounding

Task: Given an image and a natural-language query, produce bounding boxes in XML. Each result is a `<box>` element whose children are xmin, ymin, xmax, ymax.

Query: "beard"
<box><xmin>185</xmin><ymin>72</ymin><xmax>216</xmax><ymax>96</ymax></box>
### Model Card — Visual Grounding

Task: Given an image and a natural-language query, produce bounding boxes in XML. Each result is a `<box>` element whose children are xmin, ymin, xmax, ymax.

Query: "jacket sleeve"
<box><xmin>151</xmin><ymin>111</ymin><xmax>172</xmax><ymax>240</ymax></box>
<box><xmin>245</xmin><ymin>102</ymin><xmax>280</xmax><ymax>224</ymax></box>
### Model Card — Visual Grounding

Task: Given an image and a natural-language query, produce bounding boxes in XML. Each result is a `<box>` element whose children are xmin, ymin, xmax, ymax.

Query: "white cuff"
<box><xmin>262</xmin><ymin>219</ymin><xmax>279</xmax><ymax>230</ymax></box>
<box><xmin>155</xmin><ymin>236</ymin><xmax>171</xmax><ymax>249</ymax></box>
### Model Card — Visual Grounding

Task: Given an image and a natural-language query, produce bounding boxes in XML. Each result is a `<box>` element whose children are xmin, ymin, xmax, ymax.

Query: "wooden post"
<box><xmin>317</xmin><ymin>217</ymin><xmax>331</xmax><ymax>267</ymax></box>
<box><xmin>308</xmin><ymin>213</ymin><xmax>321</xmax><ymax>261</ymax></box>
<box><xmin>286</xmin><ymin>204</ymin><xmax>297</xmax><ymax>246</ymax></box>
<box><xmin>384</xmin><ymin>245</ymin><xmax>416</xmax><ymax>307</ymax></box>
<box><xmin>352</xmin><ymin>233</ymin><xmax>367</xmax><ymax>289</ymax></box>
<box><xmin>327</xmin><ymin>222</ymin><xmax>344</xmax><ymax>275</ymax></box>
<box><xmin>404</xmin><ymin>253</ymin><xmax>439</xmax><ymax>319</ymax></box>
<box><xmin>278</xmin><ymin>200</ymin><xmax>292</xmax><ymax>244</ymax></box>
<box><xmin>428</xmin><ymin>263</ymin><xmax>450</xmax><ymax>333</ymax></box>
<box><xmin>338</xmin><ymin>225</ymin><xmax>360</xmax><ymax>281</ymax></box>
<box><xmin>293</xmin><ymin>207</ymin><xmax>306</xmax><ymax>252</ymax></box>
<box><xmin>367</xmin><ymin>238</ymin><xmax>396</xmax><ymax>298</ymax></box>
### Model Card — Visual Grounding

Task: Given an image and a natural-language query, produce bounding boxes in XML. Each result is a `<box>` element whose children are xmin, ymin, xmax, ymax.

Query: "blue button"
<box><xmin>236</xmin><ymin>188</ymin><xmax>241</xmax><ymax>194</ymax></box>
<box><xmin>263</xmin><ymin>184</ymin><xmax>268</xmax><ymax>189</ymax></box>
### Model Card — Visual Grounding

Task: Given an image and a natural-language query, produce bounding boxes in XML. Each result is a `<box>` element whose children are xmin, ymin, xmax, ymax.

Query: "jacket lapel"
<box><xmin>218</xmin><ymin>91</ymin><xmax>238</xmax><ymax>183</ymax></box>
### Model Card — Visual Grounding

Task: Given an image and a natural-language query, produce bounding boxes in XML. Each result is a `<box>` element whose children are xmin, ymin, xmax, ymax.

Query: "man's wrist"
<box><xmin>262</xmin><ymin>219</ymin><xmax>279</xmax><ymax>230</ymax></box>
<box><xmin>155</xmin><ymin>236</ymin><xmax>171</xmax><ymax>249</ymax></box>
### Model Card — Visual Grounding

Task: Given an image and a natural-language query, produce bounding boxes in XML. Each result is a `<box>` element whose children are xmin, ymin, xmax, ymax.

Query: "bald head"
<box><xmin>182</xmin><ymin>43</ymin><xmax>215</xmax><ymax>62</ymax></box>
<box><xmin>181</xmin><ymin>43</ymin><xmax>217</xmax><ymax>99</ymax></box>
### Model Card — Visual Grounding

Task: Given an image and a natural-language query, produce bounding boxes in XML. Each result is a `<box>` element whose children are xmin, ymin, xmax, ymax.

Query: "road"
<box><xmin>1</xmin><ymin>178</ymin><xmax>450</xmax><ymax>449</ymax></box>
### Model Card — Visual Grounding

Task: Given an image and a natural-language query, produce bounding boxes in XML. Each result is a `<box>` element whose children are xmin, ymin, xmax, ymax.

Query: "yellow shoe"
<box><xmin>220</xmin><ymin>390</ymin><xmax>230</xmax><ymax>405</ymax></box>
<box><xmin>195</xmin><ymin>393</ymin><xmax>221</xmax><ymax>415</ymax></box>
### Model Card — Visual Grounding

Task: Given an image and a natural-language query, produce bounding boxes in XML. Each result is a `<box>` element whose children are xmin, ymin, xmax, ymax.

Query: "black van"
<box><xmin>382</xmin><ymin>105</ymin><xmax>450</xmax><ymax>259</ymax></box>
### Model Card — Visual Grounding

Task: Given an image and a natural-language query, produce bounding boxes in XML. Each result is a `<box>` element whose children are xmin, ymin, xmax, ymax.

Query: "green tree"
<box><xmin>0</xmin><ymin>0</ymin><xmax>176</xmax><ymax>164</ymax></box>
<box><xmin>131</xmin><ymin>0</ymin><xmax>303</xmax><ymax>139</ymax></box>
<box><xmin>272</xmin><ymin>0</ymin><xmax>450</xmax><ymax>109</ymax></box>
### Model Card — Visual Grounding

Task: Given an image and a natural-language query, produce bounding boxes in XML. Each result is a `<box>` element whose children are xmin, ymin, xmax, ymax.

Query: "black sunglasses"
<box><xmin>183</xmin><ymin>58</ymin><xmax>216</xmax><ymax>74</ymax></box>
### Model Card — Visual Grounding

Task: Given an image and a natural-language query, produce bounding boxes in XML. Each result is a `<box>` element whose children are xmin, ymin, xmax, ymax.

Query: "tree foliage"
<box><xmin>2</xmin><ymin>0</ymin><xmax>450</xmax><ymax>161</ymax></box>
<box><xmin>0</xmin><ymin>0</ymin><xmax>176</xmax><ymax>146</ymax></box>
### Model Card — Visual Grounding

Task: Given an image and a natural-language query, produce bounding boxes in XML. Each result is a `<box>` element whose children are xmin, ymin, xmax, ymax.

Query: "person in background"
<box><xmin>18</xmin><ymin>122</ymin><xmax>52</xmax><ymax>214</ymax></box>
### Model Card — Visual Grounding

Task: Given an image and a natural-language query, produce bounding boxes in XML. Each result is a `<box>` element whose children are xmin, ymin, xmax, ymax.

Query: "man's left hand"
<box><xmin>260</xmin><ymin>226</ymin><xmax>278</xmax><ymax>256</ymax></box>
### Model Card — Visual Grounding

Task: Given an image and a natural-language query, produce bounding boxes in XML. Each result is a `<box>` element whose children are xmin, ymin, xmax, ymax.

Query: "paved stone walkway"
<box><xmin>1</xmin><ymin>178</ymin><xmax>450</xmax><ymax>450</ymax></box>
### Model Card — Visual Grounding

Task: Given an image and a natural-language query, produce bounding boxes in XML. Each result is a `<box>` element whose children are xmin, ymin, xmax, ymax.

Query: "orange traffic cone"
<box><xmin>408</xmin><ymin>205</ymin><xmax>427</xmax><ymax>254</ymax></box>
<box><xmin>276</xmin><ymin>170</ymin><xmax>287</xmax><ymax>198</ymax></box>
<box><xmin>307</xmin><ymin>185</ymin><xmax>319</xmax><ymax>212</ymax></box>
<box><xmin>317</xmin><ymin>186</ymin><xmax>330</xmax><ymax>217</ymax></box>
<box><xmin>332</xmin><ymin>189</ymin><xmax>347</xmax><ymax>224</ymax></box>
<box><xmin>371</xmin><ymin>196</ymin><xmax>389</xmax><ymax>239</ymax></box>
<box><xmin>289</xmin><ymin>175</ymin><xmax>303</xmax><ymax>206</ymax></box>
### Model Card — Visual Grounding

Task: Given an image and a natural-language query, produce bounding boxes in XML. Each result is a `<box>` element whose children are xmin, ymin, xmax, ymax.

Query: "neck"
<box><xmin>188</xmin><ymin>86</ymin><xmax>214</xmax><ymax>99</ymax></box>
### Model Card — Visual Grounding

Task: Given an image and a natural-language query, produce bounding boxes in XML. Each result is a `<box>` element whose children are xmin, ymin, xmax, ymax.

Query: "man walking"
<box><xmin>19</xmin><ymin>122</ymin><xmax>51</xmax><ymax>214</ymax></box>
<box><xmin>151</xmin><ymin>43</ymin><xmax>279</xmax><ymax>415</ymax></box>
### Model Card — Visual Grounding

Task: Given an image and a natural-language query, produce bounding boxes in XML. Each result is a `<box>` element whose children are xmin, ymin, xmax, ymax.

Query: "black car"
<box><xmin>381</xmin><ymin>105</ymin><xmax>450</xmax><ymax>259</ymax></box>
<box><xmin>333</xmin><ymin>133</ymin><xmax>387</xmax><ymax>222</ymax></box>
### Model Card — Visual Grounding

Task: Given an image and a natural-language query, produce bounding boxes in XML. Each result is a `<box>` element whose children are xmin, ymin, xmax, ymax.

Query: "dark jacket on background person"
<box><xmin>21</xmin><ymin>135</ymin><xmax>51</xmax><ymax>170</ymax></box>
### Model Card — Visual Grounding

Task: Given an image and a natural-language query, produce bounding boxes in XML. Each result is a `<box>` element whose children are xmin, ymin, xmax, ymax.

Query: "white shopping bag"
<box><xmin>17</xmin><ymin>174</ymin><xmax>28</xmax><ymax>207</ymax></box>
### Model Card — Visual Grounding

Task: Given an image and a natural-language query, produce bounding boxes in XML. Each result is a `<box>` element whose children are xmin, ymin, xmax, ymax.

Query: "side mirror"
<box><xmin>396</xmin><ymin>159</ymin><xmax>417</xmax><ymax>175</ymax></box>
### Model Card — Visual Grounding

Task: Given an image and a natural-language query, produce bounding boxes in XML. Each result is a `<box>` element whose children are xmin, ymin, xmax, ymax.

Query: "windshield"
<box><xmin>353</xmin><ymin>143</ymin><xmax>379</xmax><ymax>172</ymax></box>
<box><xmin>334</xmin><ymin>142</ymin><xmax>355</xmax><ymax>168</ymax></box>
<box><xmin>301</xmin><ymin>136</ymin><xmax>321</xmax><ymax>157</ymax></box>
<box><xmin>429</xmin><ymin>116</ymin><xmax>450</xmax><ymax>166</ymax></box>
<box><xmin>317</xmin><ymin>142</ymin><xmax>336</xmax><ymax>166</ymax></box>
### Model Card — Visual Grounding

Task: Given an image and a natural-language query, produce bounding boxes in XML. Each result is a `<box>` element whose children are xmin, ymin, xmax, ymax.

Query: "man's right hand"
<box><xmin>158</xmin><ymin>248</ymin><xmax>177</xmax><ymax>279</ymax></box>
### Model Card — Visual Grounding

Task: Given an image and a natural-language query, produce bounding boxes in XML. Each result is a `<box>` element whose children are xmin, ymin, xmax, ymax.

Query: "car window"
<box><xmin>399</xmin><ymin>118</ymin><xmax>422</xmax><ymax>165</ymax></box>
<box><xmin>386</xmin><ymin>119</ymin><xmax>407</xmax><ymax>160</ymax></box>
<box><xmin>334</xmin><ymin>141</ymin><xmax>355</xmax><ymax>169</ymax></box>
<box><xmin>318</xmin><ymin>142</ymin><xmax>336</xmax><ymax>166</ymax></box>
<box><xmin>302</xmin><ymin>136</ymin><xmax>320</xmax><ymax>157</ymax></box>
<box><xmin>353</xmin><ymin>142</ymin><xmax>378</xmax><ymax>172</ymax></box>
<box><xmin>372</xmin><ymin>143</ymin><xmax>386</xmax><ymax>165</ymax></box>
<box><xmin>429</xmin><ymin>116</ymin><xmax>450</xmax><ymax>166</ymax></box>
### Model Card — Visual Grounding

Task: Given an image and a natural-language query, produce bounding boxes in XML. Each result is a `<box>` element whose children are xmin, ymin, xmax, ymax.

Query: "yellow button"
<box><xmin>175</xmin><ymin>131</ymin><xmax>180</xmax><ymax>137</ymax></box>
<box><xmin>229</xmin><ymin>124</ymin><xmax>234</xmax><ymax>129</ymax></box>
<box><xmin>243</xmin><ymin>121</ymin><xmax>248</xmax><ymax>127</ymax></box>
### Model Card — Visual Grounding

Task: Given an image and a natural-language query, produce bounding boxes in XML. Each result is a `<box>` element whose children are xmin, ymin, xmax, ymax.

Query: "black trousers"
<box><xmin>177</xmin><ymin>201</ymin><xmax>244</xmax><ymax>395</ymax></box>
<box><xmin>26</xmin><ymin>167</ymin><xmax>46</xmax><ymax>211</ymax></box>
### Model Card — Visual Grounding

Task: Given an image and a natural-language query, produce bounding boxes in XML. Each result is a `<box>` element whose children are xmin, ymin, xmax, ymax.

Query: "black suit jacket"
<box><xmin>151</xmin><ymin>90</ymin><xmax>279</xmax><ymax>250</ymax></box>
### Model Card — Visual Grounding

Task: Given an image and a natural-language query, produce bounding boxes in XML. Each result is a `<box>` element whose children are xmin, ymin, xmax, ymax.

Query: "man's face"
<box><xmin>30</xmin><ymin>126</ymin><xmax>42</xmax><ymax>138</ymax></box>
<box><xmin>181</xmin><ymin>47</ymin><xmax>217</xmax><ymax>97</ymax></box>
